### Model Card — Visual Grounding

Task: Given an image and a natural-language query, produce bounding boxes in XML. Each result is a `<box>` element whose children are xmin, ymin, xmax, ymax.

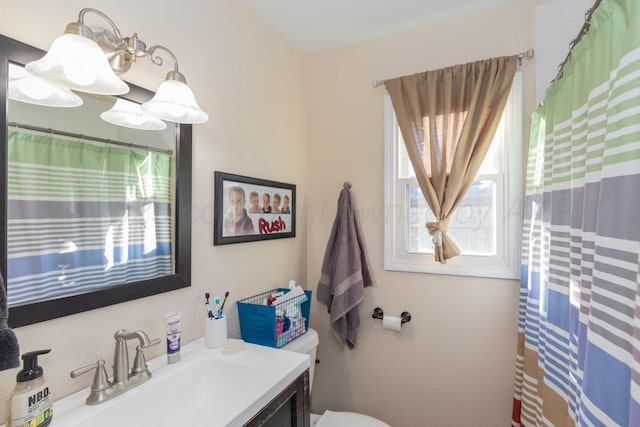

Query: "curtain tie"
<box><xmin>426</xmin><ymin>217</ymin><xmax>451</xmax><ymax>246</ymax></box>
<box><xmin>426</xmin><ymin>218</ymin><xmax>452</xmax><ymax>264</ymax></box>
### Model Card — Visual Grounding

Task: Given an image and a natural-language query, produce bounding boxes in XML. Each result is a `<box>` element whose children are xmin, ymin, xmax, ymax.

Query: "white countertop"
<box><xmin>5</xmin><ymin>338</ymin><xmax>309</xmax><ymax>427</ymax></box>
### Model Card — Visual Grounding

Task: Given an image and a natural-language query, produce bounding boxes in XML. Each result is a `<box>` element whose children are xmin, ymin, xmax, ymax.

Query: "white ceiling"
<box><xmin>243</xmin><ymin>0</ymin><xmax>534</xmax><ymax>53</ymax></box>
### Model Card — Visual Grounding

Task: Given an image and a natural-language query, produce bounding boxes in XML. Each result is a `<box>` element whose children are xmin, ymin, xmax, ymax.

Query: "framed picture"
<box><xmin>214</xmin><ymin>171</ymin><xmax>296</xmax><ymax>245</ymax></box>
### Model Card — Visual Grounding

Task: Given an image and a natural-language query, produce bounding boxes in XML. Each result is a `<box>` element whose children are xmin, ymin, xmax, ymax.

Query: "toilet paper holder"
<box><xmin>372</xmin><ymin>307</ymin><xmax>411</xmax><ymax>325</ymax></box>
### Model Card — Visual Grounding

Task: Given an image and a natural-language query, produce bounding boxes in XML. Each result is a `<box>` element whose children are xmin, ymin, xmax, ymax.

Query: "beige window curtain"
<box><xmin>385</xmin><ymin>56</ymin><xmax>517</xmax><ymax>263</ymax></box>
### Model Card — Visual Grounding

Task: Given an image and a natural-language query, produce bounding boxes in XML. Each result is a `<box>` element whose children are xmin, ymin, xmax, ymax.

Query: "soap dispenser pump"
<box><xmin>6</xmin><ymin>349</ymin><xmax>53</xmax><ymax>427</ymax></box>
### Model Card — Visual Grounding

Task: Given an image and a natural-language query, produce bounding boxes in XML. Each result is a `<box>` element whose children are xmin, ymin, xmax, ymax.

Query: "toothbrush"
<box><xmin>219</xmin><ymin>291</ymin><xmax>230</xmax><ymax>315</ymax></box>
<box><xmin>205</xmin><ymin>293</ymin><xmax>214</xmax><ymax>319</ymax></box>
<box><xmin>214</xmin><ymin>296</ymin><xmax>222</xmax><ymax>319</ymax></box>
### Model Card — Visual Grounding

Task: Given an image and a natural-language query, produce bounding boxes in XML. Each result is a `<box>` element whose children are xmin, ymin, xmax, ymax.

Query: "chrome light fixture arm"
<box><xmin>78</xmin><ymin>8</ymin><xmax>125</xmax><ymax>42</ymax></box>
<box><xmin>75</xmin><ymin>10</ymin><xmax>182</xmax><ymax>79</ymax></box>
<box><xmin>75</xmin><ymin>8</ymin><xmax>145</xmax><ymax>75</ymax></box>
<box><xmin>146</xmin><ymin>45</ymin><xmax>187</xmax><ymax>83</ymax></box>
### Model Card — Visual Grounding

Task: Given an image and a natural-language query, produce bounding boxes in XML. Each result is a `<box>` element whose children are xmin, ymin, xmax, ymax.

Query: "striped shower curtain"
<box><xmin>512</xmin><ymin>0</ymin><xmax>640</xmax><ymax>426</ymax></box>
<box><xmin>6</xmin><ymin>131</ymin><xmax>173</xmax><ymax>305</ymax></box>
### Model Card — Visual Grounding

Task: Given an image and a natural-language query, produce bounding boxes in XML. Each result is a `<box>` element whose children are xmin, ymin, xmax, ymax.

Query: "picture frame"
<box><xmin>214</xmin><ymin>171</ymin><xmax>296</xmax><ymax>245</ymax></box>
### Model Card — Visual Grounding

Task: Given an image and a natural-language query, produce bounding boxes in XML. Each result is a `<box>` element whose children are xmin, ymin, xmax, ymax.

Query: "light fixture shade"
<box><xmin>141</xmin><ymin>79</ymin><xmax>208</xmax><ymax>124</ymax></box>
<box><xmin>8</xmin><ymin>63</ymin><xmax>82</xmax><ymax>107</ymax></box>
<box><xmin>100</xmin><ymin>98</ymin><xmax>167</xmax><ymax>131</ymax></box>
<box><xmin>26</xmin><ymin>33</ymin><xmax>129</xmax><ymax>95</ymax></box>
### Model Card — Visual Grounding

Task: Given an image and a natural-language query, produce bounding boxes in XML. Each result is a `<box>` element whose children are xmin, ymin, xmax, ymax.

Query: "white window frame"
<box><xmin>383</xmin><ymin>72</ymin><xmax>523</xmax><ymax>279</ymax></box>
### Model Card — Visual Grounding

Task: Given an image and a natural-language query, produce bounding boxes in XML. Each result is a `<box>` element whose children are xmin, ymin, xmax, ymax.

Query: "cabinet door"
<box><xmin>245</xmin><ymin>370</ymin><xmax>310</xmax><ymax>427</ymax></box>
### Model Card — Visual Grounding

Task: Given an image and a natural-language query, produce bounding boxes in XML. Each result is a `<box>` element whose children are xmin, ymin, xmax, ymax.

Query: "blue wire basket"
<box><xmin>237</xmin><ymin>288</ymin><xmax>312</xmax><ymax>348</ymax></box>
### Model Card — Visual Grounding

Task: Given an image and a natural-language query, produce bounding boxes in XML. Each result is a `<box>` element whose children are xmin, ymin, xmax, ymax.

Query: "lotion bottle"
<box><xmin>6</xmin><ymin>349</ymin><xmax>53</xmax><ymax>427</ymax></box>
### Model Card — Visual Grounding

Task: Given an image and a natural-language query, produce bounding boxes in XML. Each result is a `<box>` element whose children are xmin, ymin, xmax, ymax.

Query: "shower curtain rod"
<box><xmin>8</xmin><ymin>122</ymin><xmax>174</xmax><ymax>155</ymax></box>
<box><xmin>551</xmin><ymin>0</ymin><xmax>602</xmax><ymax>85</ymax></box>
<box><xmin>371</xmin><ymin>48</ymin><xmax>535</xmax><ymax>88</ymax></box>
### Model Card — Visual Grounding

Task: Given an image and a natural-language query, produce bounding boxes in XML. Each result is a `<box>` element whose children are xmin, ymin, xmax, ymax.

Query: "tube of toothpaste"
<box><xmin>165</xmin><ymin>311</ymin><xmax>181</xmax><ymax>364</ymax></box>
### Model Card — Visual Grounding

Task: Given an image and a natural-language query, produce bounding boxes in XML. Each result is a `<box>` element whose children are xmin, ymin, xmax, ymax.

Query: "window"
<box><xmin>384</xmin><ymin>72</ymin><xmax>522</xmax><ymax>279</ymax></box>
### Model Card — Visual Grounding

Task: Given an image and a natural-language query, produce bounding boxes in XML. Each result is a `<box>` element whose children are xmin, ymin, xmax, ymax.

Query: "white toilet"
<box><xmin>281</xmin><ymin>328</ymin><xmax>391</xmax><ymax>427</ymax></box>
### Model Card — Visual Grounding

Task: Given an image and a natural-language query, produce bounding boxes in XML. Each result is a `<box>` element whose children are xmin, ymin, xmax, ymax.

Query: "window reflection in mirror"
<box><xmin>1</xmin><ymin>34</ymin><xmax>192</xmax><ymax>328</ymax></box>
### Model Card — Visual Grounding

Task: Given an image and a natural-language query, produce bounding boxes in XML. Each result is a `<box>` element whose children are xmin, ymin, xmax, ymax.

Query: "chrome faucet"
<box><xmin>71</xmin><ymin>329</ymin><xmax>160</xmax><ymax>405</ymax></box>
<box><xmin>113</xmin><ymin>329</ymin><xmax>159</xmax><ymax>385</ymax></box>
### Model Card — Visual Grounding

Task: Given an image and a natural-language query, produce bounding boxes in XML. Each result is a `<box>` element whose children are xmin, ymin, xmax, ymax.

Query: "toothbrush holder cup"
<box><xmin>205</xmin><ymin>316</ymin><xmax>228</xmax><ymax>349</ymax></box>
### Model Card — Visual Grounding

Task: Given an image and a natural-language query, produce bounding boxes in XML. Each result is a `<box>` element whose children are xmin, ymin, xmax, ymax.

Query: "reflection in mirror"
<box><xmin>1</xmin><ymin>34</ymin><xmax>192</xmax><ymax>327</ymax></box>
<box><xmin>8</xmin><ymin>63</ymin><xmax>82</xmax><ymax>107</ymax></box>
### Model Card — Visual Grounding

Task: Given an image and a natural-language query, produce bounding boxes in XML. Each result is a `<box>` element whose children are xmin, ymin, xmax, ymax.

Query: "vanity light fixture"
<box><xmin>8</xmin><ymin>63</ymin><xmax>82</xmax><ymax>108</ymax></box>
<box><xmin>140</xmin><ymin>46</ymin><xmax>208</xmax><ymax>124</ymax></box>
<box><xmin>25</xmin><ymin>7</ymin><xmax>208</xmax><ymax>124</ymax></box>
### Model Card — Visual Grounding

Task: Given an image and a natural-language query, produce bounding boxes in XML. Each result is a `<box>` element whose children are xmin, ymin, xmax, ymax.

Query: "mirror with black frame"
<box><xmin>0</xmin><ymin>34</ymin><xmax>192</xmax><ymax>328</ymax></box>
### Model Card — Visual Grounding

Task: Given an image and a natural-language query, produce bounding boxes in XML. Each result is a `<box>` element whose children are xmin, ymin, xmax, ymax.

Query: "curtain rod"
<box><xmin>8</xmin><ymin>122</ymin><xmax>174</xmax><ymax>155</ymax></box>
<box><xmin>372</xmin><ymin>48</ymin><xmax>535</xmax><ymax>88</ymax></box>
<box><xmin>551</xmin><ymin>0</ymin><xmax>602</xmax><ymax>85</ymax></box>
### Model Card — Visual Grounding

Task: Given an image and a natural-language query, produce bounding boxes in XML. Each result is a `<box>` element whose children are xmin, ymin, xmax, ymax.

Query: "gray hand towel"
<box><xmin>0</xmin><ymin>274</ymin><xmax>20</xmax><ymax>371</ymax></box>
<box><xmin>317</xmin><ymin>187</ymin><xmax>373</xmax><ymax>349</ymax></box>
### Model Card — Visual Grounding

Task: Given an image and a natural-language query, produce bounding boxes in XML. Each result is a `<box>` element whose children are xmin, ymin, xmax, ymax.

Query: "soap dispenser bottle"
<box><xmin>6</xmin><ymin>349</ymin><xmax>53</xmax><ymax>427</ymax></box>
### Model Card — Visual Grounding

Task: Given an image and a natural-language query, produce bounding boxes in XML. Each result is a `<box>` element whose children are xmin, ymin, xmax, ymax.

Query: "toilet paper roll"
<box><xmin>382</xmin><ymin>315</ymin><xmax>402</xmax><ymax>331</ymax></box>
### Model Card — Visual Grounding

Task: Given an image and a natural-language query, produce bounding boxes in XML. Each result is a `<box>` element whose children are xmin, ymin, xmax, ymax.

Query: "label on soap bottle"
<box><xmin>10</xmin><ymin>385</ymin><xmax>53</xmax><ymax>427</ymax></box>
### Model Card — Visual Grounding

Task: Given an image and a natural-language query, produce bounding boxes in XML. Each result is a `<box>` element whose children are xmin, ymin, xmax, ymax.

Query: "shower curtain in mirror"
<box><xmin>6</xmin><ymin>131</ymin><xmax>173</xmax><ymax>305</ymax></box>
<box><xmin>512</xmin><ymin>0</ymin><xmax>640</xmax><ymax>425</ymax></box>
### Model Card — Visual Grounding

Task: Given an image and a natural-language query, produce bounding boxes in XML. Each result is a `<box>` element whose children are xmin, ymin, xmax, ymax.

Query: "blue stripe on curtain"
<box><xmin>582</xmin><ymin>342</ymin><xmax>631</xmax><ymax>426</ymax></box>
<box><xmin>9</xmin><ymin>242</ymin><xmax>172</xmax><ymax>276</ymax></box>
<box><xmin>6</xmin><ymin>131</ymin><xmax>174</xmax><ymax>306</ymax></box>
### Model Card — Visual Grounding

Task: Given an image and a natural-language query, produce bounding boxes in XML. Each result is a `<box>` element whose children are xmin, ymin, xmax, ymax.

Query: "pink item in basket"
<box><xmin>276</xmin><ymin>320</ymin><xmax>284</xmax><ymax>336</ymax></box>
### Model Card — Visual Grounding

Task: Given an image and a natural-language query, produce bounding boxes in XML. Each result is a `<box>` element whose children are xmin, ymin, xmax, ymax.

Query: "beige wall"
<box><xmin>303</xmin><ymin>1</ymin><xmax>547</xmax><ymax>426</ymax></box>
<box><xmin>0</xmin><ymin>0</ymin><xmax>307</xmax><ymax>422</ymax></box>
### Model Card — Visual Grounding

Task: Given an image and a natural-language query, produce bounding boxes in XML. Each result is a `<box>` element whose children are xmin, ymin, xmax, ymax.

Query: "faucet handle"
<box><xmin>131</xmin><ymin>337</ymin><xmax>161</xmax><ymax>375</ymax></box>
<box><xmin>143</xmin><ymin>337</ymin><xmax>162</xmax><ymax>349</ymax></box>
<box><xmin>70</xmin><ymin>359</ymin><xmax>111</xmax><ymax>405</ymax></box>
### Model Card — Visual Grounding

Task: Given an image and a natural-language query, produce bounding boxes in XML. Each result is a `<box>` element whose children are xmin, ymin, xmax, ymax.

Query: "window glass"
<box><xmin>407</xmin><ymin>181</ymin><xmax>496</xmax><ymax>255</ymax></box>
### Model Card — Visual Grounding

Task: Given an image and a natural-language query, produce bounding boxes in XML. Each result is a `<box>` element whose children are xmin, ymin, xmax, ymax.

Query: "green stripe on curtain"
<box><xmin>8</xmin><ymin>131</ymin><xmax>172</xmax><ymax>201</ymax></box>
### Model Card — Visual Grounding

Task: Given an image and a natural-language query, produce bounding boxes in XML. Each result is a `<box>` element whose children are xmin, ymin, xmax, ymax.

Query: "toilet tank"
<box><xmin>281</xmin><ymin>328</ymin><xmax>319</xmax><ymax>390</ymax></box>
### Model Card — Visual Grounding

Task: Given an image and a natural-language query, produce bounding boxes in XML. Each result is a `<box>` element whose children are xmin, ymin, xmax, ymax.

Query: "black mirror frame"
<box><xmin>0</xmin><ymin>34</ymin><xmax>192</xmax><ymax>328</ymax></box>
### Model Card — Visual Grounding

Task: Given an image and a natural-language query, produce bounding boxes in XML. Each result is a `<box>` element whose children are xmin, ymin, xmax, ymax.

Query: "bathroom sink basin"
<box><xmin>48</xmin><ymin>338</ymin><xmax>309</xmax><ymax>427</ymax></box>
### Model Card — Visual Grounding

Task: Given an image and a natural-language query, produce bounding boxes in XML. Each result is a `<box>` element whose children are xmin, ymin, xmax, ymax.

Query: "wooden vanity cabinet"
<box><xmin>244</xmin><ymin>370</ymin><xmax>310</xmax><ymax>427</ymax></box>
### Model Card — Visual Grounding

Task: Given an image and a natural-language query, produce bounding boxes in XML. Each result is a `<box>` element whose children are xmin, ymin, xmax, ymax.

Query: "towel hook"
<box><xmin>343</xmin><ymin>181</ymin><xmax>352</xmax><ymax>189</ymax></box>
